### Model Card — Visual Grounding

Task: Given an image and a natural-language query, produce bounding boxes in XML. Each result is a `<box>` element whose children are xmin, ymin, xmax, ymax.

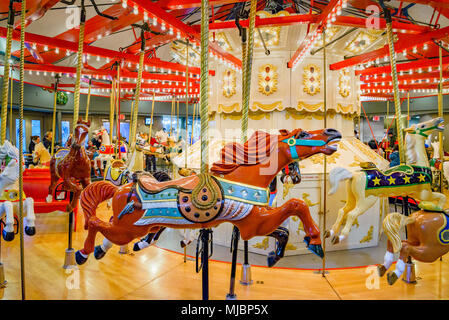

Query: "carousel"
<box><xmin>0</xmin><ymin>0</ymin><xmax>448</xmax><ymax>301</ymax></box>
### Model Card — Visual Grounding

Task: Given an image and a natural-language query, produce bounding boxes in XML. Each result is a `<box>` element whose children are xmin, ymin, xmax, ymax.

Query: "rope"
<box><xmin>191</xmin><ymin>102</ymin><xmax>196</xmax><ymax>147</ymax></box>
<box><xmin>18</xmin><ymin>0</ymin><xmax>27</xmax><ymax>300</ymax></box>
<box><xmin>200</xmin><ymin>0</ymin><xmax>210</xmax><ymax>174</ymax></box>
<box><xmin>241</xmin><ymin>42</ymin><xmax>247</xmax><ymax>142</ymax></box>
<box><xmin>0</xmin><ymin>1</ymin><xmax>14</xmax><ymax>144</ymax></box>
<box><xmin>385</xmin><ymin>10</ymin><xmax>405</xmax><ymax>164</ymax></box>
<box><xmin>84</xmin><ymin>79</ymin><xmax>92</xmax><ymax>121</ymax></box>
<box><xmin>73</xmin><ymin>11</ymin><xmax>86</xmax><ymax>128</ymax></box>
<box><xmin>9</xmin><ymin>69</ymin><xmax>13</xmax><ymax>141</ymax></box>
<box><xmin>241</xmin><ymin>0</ymin><xmax>257</xmax><ymax>143</ymax></box>
<box><xmin>185</xmin><ymin>39</ymin><xmax>189</xmax><ymax>169</ymax></box>
<box><xmin>131</xmin><ymin>51</ymin><xmax>145</xmax><ymax>148</ymax></box>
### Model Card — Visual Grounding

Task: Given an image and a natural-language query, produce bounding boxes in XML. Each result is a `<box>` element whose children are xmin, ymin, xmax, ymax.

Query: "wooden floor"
<box><xmin>1</xmin><ymin>202</ymin><xmax>448</xmax><ymax>300</ymax></box>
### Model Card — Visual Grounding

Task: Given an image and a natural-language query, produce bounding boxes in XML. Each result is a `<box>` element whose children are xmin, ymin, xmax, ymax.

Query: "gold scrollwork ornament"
<box><xmin>303</xmin><ymin>64</ymin><xmax>321</xmax><ymax>96</ymax></box>
<box><xmin>258</xmin><ymin>64</ymin><xmax>278</xmax><ymax>96</ymax></box>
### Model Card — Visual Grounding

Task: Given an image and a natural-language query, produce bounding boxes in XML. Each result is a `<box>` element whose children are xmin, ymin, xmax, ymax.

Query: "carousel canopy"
<box><xmin>0</xmin><ymin>0</ymin><xmax>449</xmax><ymax>102</ymax></box>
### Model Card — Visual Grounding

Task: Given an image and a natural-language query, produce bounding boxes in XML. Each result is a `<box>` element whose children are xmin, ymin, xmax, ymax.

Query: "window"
<box><xmin>15</xmin><ymin>119</ymin><xmax>26</xmax><ymax>152</ymax></box>
<box><xmin>120</xmin><ymin>122</ymin><xmax>130</xmax><ymax>143</ymax></box>
<box><xmin>61</xmin><ymin>121</ymin><xmax>70</xmax><ymax>146</ymax></box>
<box><xmin>31</xmin><ymin>120</ymin><xmax>41</xmax><ymax>138</ymax></box>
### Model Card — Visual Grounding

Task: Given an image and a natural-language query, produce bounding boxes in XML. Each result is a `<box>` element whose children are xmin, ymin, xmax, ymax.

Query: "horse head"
<box><xmin>404</xmin><ymin>117</ymin><xmax>444</xmax><ymax>165</ymax></box>
<box><xmin>73</xmin><ymin>120</ymin><xmax>91</xmax><ymax>149</ymax></box>
<box><xmin>278</xmin><ymin>128</ymin><xmax>341</xmax><ymax>162</ymax></box>
<box><xmin>0</xmin><ymin>140</ymin><xmax>19</xmax><ymax>161</ymax></box>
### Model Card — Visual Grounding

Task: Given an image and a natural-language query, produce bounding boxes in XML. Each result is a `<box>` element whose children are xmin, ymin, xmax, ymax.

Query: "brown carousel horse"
<box><xmin>377</xmin><ymin>210</ymin><xmax>449</xmax><ymax>285</ymax></box>
<box><xmin>46</xmin><ymin>120</ymin><xmax>91</xmax><ymax>213</ymax></box>
<box><xmin>75</xmin><ymin>128</ymin><xmax>342</xmax><ymax>266</ymax></box>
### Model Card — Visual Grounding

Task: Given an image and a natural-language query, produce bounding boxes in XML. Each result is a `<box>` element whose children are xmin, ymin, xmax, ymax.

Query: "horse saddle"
<box><xmin>136</xmin><ymin>173</ymin><xmax>224</xmax><ymax>223</ymax></box>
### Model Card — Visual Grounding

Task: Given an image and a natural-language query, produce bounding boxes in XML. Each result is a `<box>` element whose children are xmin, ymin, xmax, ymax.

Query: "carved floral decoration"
<box><xmin>258</xmin><ymin>64</ymin><xmax>278</xmax><ymax>96</ymax></box>
<box><xmin>303</xmin><ymin>64</ymin><xmax>321</xmax><ymax>95</ymax></box>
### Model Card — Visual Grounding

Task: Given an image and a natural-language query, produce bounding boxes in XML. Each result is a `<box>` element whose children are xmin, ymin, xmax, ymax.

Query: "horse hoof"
<box><xmin>308</xmin><ymin>244</ymin><xmax>324</xmax><ymax>258</ymax></box>
<box><xmin>75</xmin><ymin>250</ymin><xmax>88</xmax><ymax>265</ymax></box>
<box><xmin>387</xmin><ymin>272</ymin><xmax>398</xmax><ymax>285</ymax></box>
<box><xmin>331</xmin><ymin>236</ymin><xmax>340</xmax><ymax>245</ymax></box>
<box><xmin>94</xmin><ymin>246</ymin><xmax>106</xmax><ymax>260</ymax></box>
<box><xmin>267</xmin><ymin>251</ymin><xmax>279</xmax><ymax>268</ymax></box>
<box><xmin>180</xmin><ymin>240</ymin><xmax>186</xmax><ymax>248</ymax></box>
<box><xmin>303</xmin><ymin>236</ymin><xmax>311</xmax><ymax>247</ymax></box>
<box><xmin>25</xmin><ymin>226</ymin><xmax>36</xmax><ymax>236</ymax></box>
<box><xmin>2</xmin><ymin>230</ymin><xmax>14</xmax><ymax>242</ymax></box>
<box><xmin>323</xmin><ymin>230</ymin><xmax>331</xmax><ymax>239</ymax></box>
<box><xmin>133</xmin><ymin>242</ymin><xmax>141</xmax><ymax>252</ymax></box>
<box><xmin>377</xmin><ymin>265</ymin><xmax>387</xmax><ymax>277</ymax></box>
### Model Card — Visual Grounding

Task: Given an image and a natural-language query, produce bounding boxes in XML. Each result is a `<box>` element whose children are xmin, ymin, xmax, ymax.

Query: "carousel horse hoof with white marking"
<box><xmin>75</xmin><ymin>250</ymin><xmax>88</xmax><ymax>265</ymax></box>
<box><xmin>24</xmin><ymin>226</ymin><xmax>36</xmax><ymax>236</ymax></box>
<box><xmin>76</xmin><ymin>128</ymin><xmax>341</xmax><ymax>266</ymax></box>
<box><xmin>94</xmin><ymin>245</ymin><xmax>107</xmax><ymax>260</ymax></box>
<box><xmin>328</xmin><ymin>117</ymin><xmax>446</xmax><ymax>243</ymax></box>
<box><xmin>387</xmin><ymin>272</ymin><xmax>398</xmax><ymax>285</ymax></box>
<box><xmin>2</xmin><ymin>229</ymin><xmax>14</xmax><ymax>241</ymax></box>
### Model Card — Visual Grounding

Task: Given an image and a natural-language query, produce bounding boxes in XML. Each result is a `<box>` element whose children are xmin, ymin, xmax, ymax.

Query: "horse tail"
<box><xmin>328</xmin><ymin>167</ymin><xmax>353</xmax><ymax>195</ymax></box>
<box><xmin>80</xmin><ymin>181</ymin><xmax>118</xmax><ymax>229</ymax></box>
<box><xmin>382</xmin><ymin>212</ymin><xmax>416</xmax><ymax>253</ymax></box>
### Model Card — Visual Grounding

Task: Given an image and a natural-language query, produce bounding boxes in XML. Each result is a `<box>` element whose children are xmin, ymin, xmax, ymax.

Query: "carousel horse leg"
<box><xmin>0</xmin><ymin>202</ymin><xmax>15</xmax><ymax>241</ymax></box>
<box><xmin>133</xmin><ymin>227</ymin><xmax>166</xmax><ymax>252</ymax></box>
<box><xmin>336</xmin><ymin>195</ymin><xmax>377</xmax><ymax>244</ymax></box>
<box><xmin>266</xmin><ymin>226</ymin><xmax>289</xmax><ymax>268</ymax></box>
<box><xmin>378</xmin><ymin>240</ymin><xmax>395</xmax><ymax>277</ymax></box>
<box><xmin>235</xmin><ymin>199</ymin><xmax>323</xmax><ymax>262</ymax></box>
<box><xmin>76</xmin><ymin>216</ymin><xmax>105</xmax><ymax>265</ymax></box>
<box><xmin>327</xmin><ymin>185</ymin><xmax>355</xmax><ymax>240</ymax></box>
<box><xmin>23</xmin><ymin>197</ymin><xmax>36</xmax><ymax>236</ymax></box>
<box><xmin>180</xmin><ymin>229</ymin><xmax>194</xmax><ymax>248</ymax></box>
<box><xmin>46</xmin><ymin>170</ymin><xmax>59</xmax><ymax>203</ymax></box>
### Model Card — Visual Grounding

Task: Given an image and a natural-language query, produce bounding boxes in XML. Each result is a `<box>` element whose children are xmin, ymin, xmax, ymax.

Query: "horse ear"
<box><xmin>279</xmin><ymin>129</ymin><xmax>290</xmax><ymax>136</ymax></box>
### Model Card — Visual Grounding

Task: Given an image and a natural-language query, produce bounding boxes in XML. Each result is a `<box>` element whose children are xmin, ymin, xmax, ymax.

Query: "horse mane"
<box><xmin>210</xmin><ymin>130</ymin><xmax>286</xmax><ymax>175</ymax></box>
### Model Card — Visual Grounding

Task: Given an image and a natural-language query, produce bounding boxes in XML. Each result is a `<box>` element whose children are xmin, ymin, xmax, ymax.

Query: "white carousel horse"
<box><xmin>29</xmin><ymin>142</ymin><xmax>51</xmax><ymax>168</ymax></box>
<box><xmin>0</xmin><ymin>140</ymin><xmax>36</xmax><ymax>241</ymax></box>
<box><xmin>328</xmin><ymin>117</ymin><xmax>447</xmax><ymax>244</ymax></box>
<box><xmin>94</xmin><ymin>127</ymin><xmax>114</xmax><ymax>175</ymax></box>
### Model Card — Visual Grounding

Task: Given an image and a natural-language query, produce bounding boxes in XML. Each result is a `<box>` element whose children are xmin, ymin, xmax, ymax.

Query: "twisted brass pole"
<box><xmin>51</xmin><ymin>76</ymin><xmax>60</xmax><ymax>157</ymax></box>
<box><xmin>385</xmin><ymin>10</ymin><xmax>405</xmax><ymax>164</ymax></box>
<box><xmin>200</xmin><ymin>0</ymin><xmax>210</xmax><ymax>174</ymax></box>
<box><xmin>185</xmin><ymin>39</ymin><xmax>190</xmax><ymax>169</ymax></box>
<box><xmin>9</xmin><ymin>71</ymin><xmax>13</xmax><ymax>141</ymax></box>
<box><xmin>0</xmin><ymin>0</ymin><xmax>15</xmax><ymax>144</ymax></box>
<box><xmin>322</xmin><ymin>28</ymin><xmax>327</xmax><ymax>278</ymax></box>
<box><xmin>18</xmin><ymin>0</ymin><xmax>27</xmax><ymax>300</ymax></box>
<box><xmin>130</xmin><ymin>51</ymin><xmax>145</xmax><ymax>148</ymax></box>
<box><xmin>438</xmin><ymin>45</ymin><xmax>444</xmax><ymax>192</ymax></box>
<box><xmin>108</xmin><ymin>79</ymin><xmax>115</xmax><ymax>137</ymax></box>
<box><xmin>241</xmin><ymin>0</ymin><xmax>257</xmax><ymax>143</ymax></box>
<box><xmin>73</xmin><ymin>7</ymin><xmax>86</xmax><ymax>128</ymax></box>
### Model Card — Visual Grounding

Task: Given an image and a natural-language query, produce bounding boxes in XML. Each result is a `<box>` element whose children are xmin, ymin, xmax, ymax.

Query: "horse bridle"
<box><xmin>409</xmin><ymin>125</ymin><xmax>441</xmax><ymax>138</ymax></box>
<box><xmin>281</xmin><ymin>136</ymin><xmax>327</xmax><ymax>160</ymax></box>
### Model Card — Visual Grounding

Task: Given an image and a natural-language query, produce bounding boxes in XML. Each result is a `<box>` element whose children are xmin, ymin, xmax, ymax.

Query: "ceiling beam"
<box><xmin>157</xmin><ymin>0</ymin><xmax>247</xmax><ymax>10</ymax></box>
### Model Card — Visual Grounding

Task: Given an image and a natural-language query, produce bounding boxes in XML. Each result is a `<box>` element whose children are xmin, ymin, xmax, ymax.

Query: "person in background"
<box><xmin>43</xmin><ymin>131</ymin><xmax>53</xmax><ymax>153</ymax></box>
<box><xmin>368</xmin><ymin>139</ymin><xmax>385</xmax><ymax>157</ymax></box>
<box><xmin>28</xmin><ymin>135</ymin><xmax>40</xmax><ymax>154</ymax></box>
<box><xmin>389</xmin><ymin>144</ymin><xmax>400</xmax><ymax>167</ymax></box>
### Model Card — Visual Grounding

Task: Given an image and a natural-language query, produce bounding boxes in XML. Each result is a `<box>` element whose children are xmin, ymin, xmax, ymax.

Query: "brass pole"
<box><xmin>84</xmin><ymin>79</ymin><xmax>92</xmax><ymax>121</ymax></box>
<box><xmin>51</xmin><ymin>76</ymin><xmax>60</xmax><ymax>157</ymax></box>
<box><xmin>0</xmin><ymin>0</ymin><xmax>15</xmax><ymax>144</ymax></box>
<box><xmin>191</xmin><ymin>103</ymin><xmax>196</xmax><ymax>147</ymax></box>
<box><xmin>407</xmin><ymin>91</ymin><xmax>410</xmax><ymax>128</ymax></box>
<box><xmin>148</xmin><ymin>91</ymin><xmax>156</xmax><ymax>139</ymax></box>
<box><xmin>108</xmin><ymin>79</ymin><xmax>115</xmax><ymax>137</ymax></box>
<box><xmin>170</xmin><ymin>97</ymin><xmax>174</xmax><ymax>137</ymax></box>
<box><xmin>439</xmin><ymin>45</ymin><xmax>444</xmax><ymax>192</ymax></box>
<box><xmin>9</xmin><ymin>70</ymin><xmax>13</xmax><ymax>141</ymax></box>
<box><xmin>322</xmin><ymin>28</ymin><xmax>328</xmax><ymax>278</ymax></box>
<box><xmin>385</xmin><ymin>9</ymin><xmax>405</xmax><ymax>164</ymax></box>
<box><xmin>185</xmin><ymin>39</ymin><xmax>190</xmax><ymax>169</ymax></box>
<box><xmin>18</xmin><ymin>0</ymin><xmax>27</xmax><ymax>300</ymax></box>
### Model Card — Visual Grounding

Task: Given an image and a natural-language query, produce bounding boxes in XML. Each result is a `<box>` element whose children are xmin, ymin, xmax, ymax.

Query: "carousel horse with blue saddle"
<box><xmin>328</xmin><ymin>117</ymin><xmax>447</xmax><ymax>244</ymax></box>
<box><xmin>74</xmin><ymin>127</ymin><xmax>342</xmax><ymax>267</ymax></box>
